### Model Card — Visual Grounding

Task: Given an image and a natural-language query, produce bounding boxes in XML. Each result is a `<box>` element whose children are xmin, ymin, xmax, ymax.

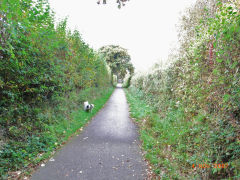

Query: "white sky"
<box><xmin>48</xmin><ymin>0</ymin><xmax>196</xmax><ymax>71</ymax></box>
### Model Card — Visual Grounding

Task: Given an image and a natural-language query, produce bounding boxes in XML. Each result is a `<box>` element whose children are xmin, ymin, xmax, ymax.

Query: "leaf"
<box><xmin>213</xmin><ymin>69</ymin><xmax>219</xmax><ymax>76</ymax></box>
<box><xmin>216</xmin><ymin>58</ymin><xmax>223</xmax><ymax>63</ymax></box>
<box><xmin>223</xmin><ymin>94</ymin><xmax>230</xmax><ymax>102</ymax></box>
<box><xmin>230</xmin><ymin>62</ymin><xmax>238</xmax><ymax>69</ymax></box>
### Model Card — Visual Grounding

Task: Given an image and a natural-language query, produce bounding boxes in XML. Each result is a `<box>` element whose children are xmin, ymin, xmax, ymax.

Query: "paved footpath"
<box><xmin>31</xmin><ymin>87</ymin><xmax>147</xmax><ymax>180</ymax></box>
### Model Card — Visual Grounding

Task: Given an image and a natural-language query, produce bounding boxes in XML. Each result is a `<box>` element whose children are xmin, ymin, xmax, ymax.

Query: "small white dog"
<box><xmin>83</xmin><ymin>101</ymin><xmax>94</xmax><ymax>112</ymax></box>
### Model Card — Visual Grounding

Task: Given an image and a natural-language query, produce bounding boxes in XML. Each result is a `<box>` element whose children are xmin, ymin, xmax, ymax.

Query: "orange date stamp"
<box><xmin>192</xmin><ymin>163</ymin><xmax>229</xmax><ymax>169</ymax></box>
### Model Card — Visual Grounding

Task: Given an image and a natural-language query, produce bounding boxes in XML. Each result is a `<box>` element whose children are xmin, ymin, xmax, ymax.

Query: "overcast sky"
<box><xmin>48</xmin><ymin>0</ymin><xmax>196</xmax><ymax>71</ymax></box>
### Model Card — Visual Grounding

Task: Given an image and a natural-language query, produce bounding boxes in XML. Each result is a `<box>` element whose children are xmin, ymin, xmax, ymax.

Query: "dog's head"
<box><xmin>86</xmin><ymin>104</ymin><xmax>91</xmax><ymax>109</ymax></box>
<box><xmin>83</xmin><ymin>101</ymin><xmax>94</xmax><ymax>112</ymax></box>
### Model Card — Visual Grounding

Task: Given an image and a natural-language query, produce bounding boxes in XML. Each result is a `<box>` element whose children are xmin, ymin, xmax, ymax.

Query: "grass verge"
<box><xmin>0</xmin><ymin>87</ymin><xmax>114</xmax><ymax>179</ymax></box>
<box><xmin>124</xmin><ymin>87</ymin><xmax>240</xmax><ymax>179</ymax></box>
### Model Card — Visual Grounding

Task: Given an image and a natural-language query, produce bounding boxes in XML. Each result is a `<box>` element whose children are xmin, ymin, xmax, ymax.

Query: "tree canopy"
<box><xmin>97</xmin><ymin>0</ymin><xmax>130</xmax><ymax>9</ymax></box>
<box><xmin>99</xmin><ymin>45</ymin><xmax>134</xmax><ymax>80</ymax></box>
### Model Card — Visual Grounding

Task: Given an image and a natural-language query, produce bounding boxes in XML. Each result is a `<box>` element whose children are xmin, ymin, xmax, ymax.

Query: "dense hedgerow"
<box><xmin>0</xmin><ymin>0</ymin><xmax>110</xmax><ymax>136</ymax></box>
<box><xmin>0</xmin><ymin>0</ymin><xmax>111</xmax><ymax>178</ymax></box>
<box><xmin>128</xmin><ymin>0</ymin><xmax>240</xmax><ymax>179</ymax></box>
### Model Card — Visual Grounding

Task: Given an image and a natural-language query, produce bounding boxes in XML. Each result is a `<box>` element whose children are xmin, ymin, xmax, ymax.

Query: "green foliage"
<box><xmin>123</xmin><ymin>75</ymin><xmax>132</xmax><ymax>88</ymax></box>
<box><xmin>99</xmin><ymin>45</ymin><xmax>134</xmax><ymax>81</ymax></box>
<box><xmin>0</xmin><ymin>87</ymin><xmax>114</xmax><ymax>179</ymax></box>
<box><xmin>0</xmin><ymin>0</ymin><xmax>111</xmax><ymax>133</ymax></box>
<box><xmin>0</xmin><ymin>0</ymin><xmax>112</xmax><ymax>178</ymax></box>
<box><xmin>97</xmin><ymin>0</ymin><xmax>130</xmax><ymax>9</ymax></box>
<box><xmin>127</xmin><ymin>0</ymin><xmax>240</xmax><ymax>179</ymax></box>
<box><xmin>126</xmin><ymin>87</ymin><xmax>240</xmax><ymax>179</ymax></box>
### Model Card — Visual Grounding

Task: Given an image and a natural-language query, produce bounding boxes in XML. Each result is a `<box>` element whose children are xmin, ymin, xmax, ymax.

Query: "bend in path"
<box><xmin>31</xmin><ymin>87</ymin><xmax>147</xmax><ymax>180</ymax></box>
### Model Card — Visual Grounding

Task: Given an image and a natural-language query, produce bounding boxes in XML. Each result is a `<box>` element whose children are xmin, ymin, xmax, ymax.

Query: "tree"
<box><xmin>97</xmin><ymin>0</ymin><xmax>130</xmax><ymax>9</ymax></box>
<box><xmin>99</xmin><ymin>45</ymin><xmax>134</xmax><ymax>81</ymax></box>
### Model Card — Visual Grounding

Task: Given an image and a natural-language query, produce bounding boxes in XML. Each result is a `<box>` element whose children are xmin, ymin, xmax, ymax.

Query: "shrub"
<box><xmin>0</xmin><ymin>0</ymin><xmax>112</xmax><ymax>178</ymax></box>
<box><xmin>128</xmin><ymin>0</ymin><xmax>240</xmax><ymax>178</ymax></box>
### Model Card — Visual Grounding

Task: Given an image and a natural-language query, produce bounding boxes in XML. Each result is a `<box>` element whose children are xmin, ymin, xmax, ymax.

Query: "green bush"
<box><xmin>0</xmin><ymin>0</ymin><xmax>111</xmax><ymax>135</ymax></box>
<box><xmin>127</xmin><ymin>0</ymin><xmax>240</xmax><ymax>179</ymax></box>
<box><xmin>0</xmin><ymin>0</ymin><xmax>112</xmax><ymax>178</ymax></box>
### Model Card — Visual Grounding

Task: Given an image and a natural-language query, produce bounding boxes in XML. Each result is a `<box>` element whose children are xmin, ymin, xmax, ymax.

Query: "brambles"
<box><xmin>0</xmin><ymin>0</ymin><xmax>112</xmax><ymax>178</ymax></box>
<box><xmin>127</xmin><ymin>0</ymin><xmax>240</xmax><ymax>178</ymax></box>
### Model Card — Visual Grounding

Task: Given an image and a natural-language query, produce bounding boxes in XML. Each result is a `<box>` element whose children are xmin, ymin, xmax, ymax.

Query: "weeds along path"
<box><xmin>31</xmin><ymin>87</ymin><xmax>147</xmax><ymax>180</ymax></box>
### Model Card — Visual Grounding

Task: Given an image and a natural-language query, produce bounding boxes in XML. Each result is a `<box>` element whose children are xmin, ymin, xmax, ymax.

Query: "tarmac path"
<box><xmin>31</xmin><ymin>87</ymin><xmax>147</xmax><ymax>180</ymax></box>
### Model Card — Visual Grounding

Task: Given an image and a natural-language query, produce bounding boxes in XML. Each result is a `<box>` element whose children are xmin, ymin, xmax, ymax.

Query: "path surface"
<box><xmin>31</xmin><ymin>87</ymin><xmax>147</xmax><ymax>180</ymax></box>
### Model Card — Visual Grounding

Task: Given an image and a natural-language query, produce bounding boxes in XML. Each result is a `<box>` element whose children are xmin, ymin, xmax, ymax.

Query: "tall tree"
<box><xmin>99</xmin><ymin>45</ymin><xmax>134</xmax><ymax>81</ymax></box>
<box><xmin>97</xmin><ymin>0</ymin><xmax>130</xmax><ymax>9</ymax></box>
